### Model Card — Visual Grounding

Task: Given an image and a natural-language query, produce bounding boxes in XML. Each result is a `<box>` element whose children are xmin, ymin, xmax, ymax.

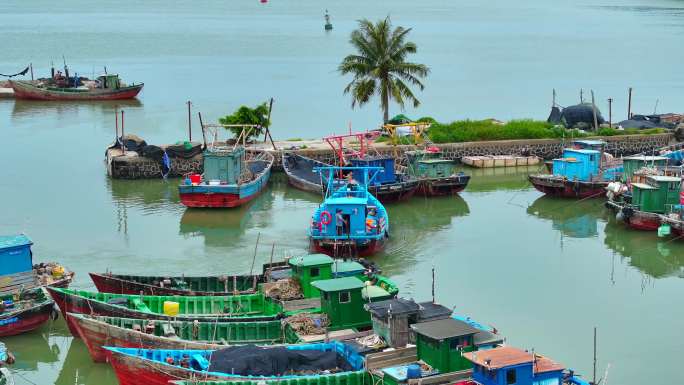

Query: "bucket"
<box><xmin>189</xmin><ymin>174</ymin><xmax>201</xmax><ymax>185</ymax></box>
<box><xmin>52</xmin><ymin>265</ymin><xmax>65</xmax><ymax>278</ymax></box>
<box><xmin>163</xmin><ymin>301</ymin><xmax>180</xmax><ymax>316</ymax></box>
<box><xmin>406</xmin><ymin>364</ymin><xmax>421</xmax><ymax>379</ymax></box>
<box><xmin>658</xmin><ymin>224</ymin><xmax>671</xmax><ymax>237</ymax></box>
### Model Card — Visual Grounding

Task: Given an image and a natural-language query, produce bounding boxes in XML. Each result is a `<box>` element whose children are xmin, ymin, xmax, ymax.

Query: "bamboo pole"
<box><xmin>591</xmin><ymin>90</ymin><xmax>599</xmax><ymax>131</ymax></box>
<box><xmin>198</xmin><ymin>112</ymin><xmax>207</xmax><ymax>149</ymax></box>
<box><xmin>608</xmin><ymin>98</ymin><xmax>613</xmax><ymax>128</ymax></box>
<box><xmin>627</xmin><ymin>87</ymin><xmax>633</xmax><ymax>119</ymax></box>
<box><xmin>187</xmin><ymin>101</ymin><xmax>192</xmax><ymax>142</ymax></box>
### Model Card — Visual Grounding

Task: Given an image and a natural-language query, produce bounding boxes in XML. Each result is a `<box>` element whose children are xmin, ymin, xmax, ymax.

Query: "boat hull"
<box><xmin>368</xmin><ymin>180</ymin><xmax>419</xmax><ymax>203</ymax></box>
<box><xmin>178</xmin><ymin>190</ymin><xmax>261</xmax><ymax>208</ymax></box>
<box><xmin>310</xmin><ymin>237</ymin><xmax>386</xmax><ymax>258</ymax></box>
<box><xmin>9</xmin><ymin>80</ymin><xmax>143</xmax><ymax>101</ymax></box>
<box><xmin>528</xmin><ymin>175</ymin><xmax>607</xmax><ymax>199</ymax></box>
<box><xmin>89</xmin><ymin>272</ymin><xmax>260</xmax><ymax>296</ymax></box>
<box><xmin>606</xmin><ymin>201</ymin><xmax>661</xmax><ymax>231</ymax></box>
<box><xmin>71</xmin><ymin>315</ymin><xmax>218</xmax><ymax>363</ymax></box>
<box><xmin>0</xmin><ymin>300</ymin><xmax>54</xmax><ymax>337</ymax></box>
<box><xmin>46</xmin><ymin>287</ymin><xmax>280</xmax><ymax>338</ymax></box>
<box><xmin>417</xmin><ymin>175</ymin><xmax>470</xmax><ymax>196</ymax></box>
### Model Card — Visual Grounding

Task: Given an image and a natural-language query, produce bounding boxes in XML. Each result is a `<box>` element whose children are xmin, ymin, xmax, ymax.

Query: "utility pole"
<box><xmin>627</xmin><ymin>87</ymin><xmax>633</xmax><ymax>119</ymax></box>
<box><xmin>607</xmin><ymin>98</ymin><xmax>613</xmax><ymax>128</ymax></box>
<box><xmin>187</xmin><ymin>101</ymin><xmax>192</xmax><ymax>142</ymax></box>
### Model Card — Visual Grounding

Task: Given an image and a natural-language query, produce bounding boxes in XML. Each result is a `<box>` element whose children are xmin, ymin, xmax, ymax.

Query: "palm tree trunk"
<box><xmin>382</xmin><ymin>84</ymin><xmax>390</xmax><ymax>123</ymax></box>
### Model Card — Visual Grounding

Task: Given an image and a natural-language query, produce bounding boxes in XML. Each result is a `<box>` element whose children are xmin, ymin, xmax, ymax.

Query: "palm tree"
<box><xmin>339</xmin><ymin>17</ymin><xmax>430</xmax><ymax>123</ymax></box>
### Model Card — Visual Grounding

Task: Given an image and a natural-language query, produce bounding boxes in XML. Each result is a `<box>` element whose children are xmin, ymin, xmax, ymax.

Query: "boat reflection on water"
<box><xmin>380</xmin><ymin>195</ymin><xmax>470</xmax><ymax>276</ymax></box>
<box><xmin>604</xmin><ymin>217</ymin><xmax>684</xmax><ymax>280</ymax></box>
<box><xmin>527</xmin><ymin>196</ymin><xmax>602</xmax><ymax>238</ymax></box>
<box><xmin>11</xmin><ymin>98</ymin><xmax>142</xmax><ymax>119</ymax></box>
<box><xmin>2</xmin><ymin>330</ymin><xmax>62</xmax><ymax>372</ymax></box>
<box><xmin>107</xmin><ymin>177</ymin><xmax>181</xmax><ymax>211</ymax></box>
<box><xmin>464</xmin><ymin>165</ymin><xmax>542</xmax><ymax>192</ymax></box>
<box><xmin>179</xmin><ymin>187</ymin><xmax>275</xmax><ymax>248</ymax></box>
<box><xmin>54</xmin><ymin>338</ymin><xmax>117</xmax><ymax>385</ymax></box>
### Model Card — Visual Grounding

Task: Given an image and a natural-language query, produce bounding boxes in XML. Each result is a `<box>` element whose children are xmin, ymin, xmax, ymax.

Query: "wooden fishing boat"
<box><xmin>46</xmin><ymin>287</ymin><xmax>284</xmax><ymax>337</ymax></box>
<box><xmin>179</xmin><ymin>148</ymin><xmax>273</xmax><ymax>208</ymax></box>
<box><xmin>9</xmin><ymin>75</ymin><xmax>143</xmax><ymax>101</ymax></box>
<box><xmin>0</xmin><ymin>289</ymin><xmax>57</xmax><ymax>337</ymax></box>
<box><xmin>405</xmin><ymin>149</ymin><xmax>470</xmax><ymax>196</ymax></box>
<box><xmin>69</xmin><ymin>313</ymin><xmax>297</xmax><ymax>363</ymax></box>
<box><xmin>105</xmin><ymin>342</ymin><xmax>365</xmax><ymax>385</ymax></box>
<box><xmin>170</xmin><ymin>372</ymin><xmax>369</xmax><ymax>385</ymax></box>
<box><xmin>282</xmin><ymin>152</ymin><xmax>327</xmax><ymax>194</ymax></box>
<box><xmin>88</xmin><ymin>272</ymin><xmax>265</xmax><ymax>296</ymax></box>
<box><xmin>309</xmin><ymin>167</ymin><xmax>389</xmax><ymax>258</ymax></box>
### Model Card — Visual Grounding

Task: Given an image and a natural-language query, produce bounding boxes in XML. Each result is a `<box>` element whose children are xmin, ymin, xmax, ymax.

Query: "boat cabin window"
<box><xmin>339</xmin><ymin>291</ymin><xmax>351</xmax><ymax>303</ymax></box>
<box><xmin>506</xmin><ymin>369</ymin><xmax>516</xmax><ymax>384</ymax></box>
<box><xmin>310</xmin><ymin>267</ymin><xmax>320</xmax><ymax>277</ymax></box>
<box><xmin>669</xmin><ymin>182</ymin><xmax>678</xmax><ymax>191</ymax></box>
<box><xmin>322</xmin><ymin>292</ymin><xmax>330</xmax><ymax>301</ymax></box>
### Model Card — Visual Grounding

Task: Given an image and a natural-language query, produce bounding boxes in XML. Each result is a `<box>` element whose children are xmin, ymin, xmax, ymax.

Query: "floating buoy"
<box><xmin>260</xmin><ymin>0</ymin><xmax>267</xmax><ymax>3</ymax></box>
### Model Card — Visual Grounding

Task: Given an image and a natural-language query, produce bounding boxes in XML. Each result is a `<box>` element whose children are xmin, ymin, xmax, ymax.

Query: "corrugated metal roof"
<box><xmin>410</xmin><ymin>318</ymin><xmax>479</xmax><ymax>339</ymax></box>
<box><xmin>463</xmin><ymin>346</ymin><xmax>565</xmax><ymax>373</ymax></box>
<box><xmin>325</xmin><ymin>197</ymin><xmax>367</xmax><ymax>205</ymax></box>
<box><xmin>312</xmin><ymin>277</ymin><xmax>364</xmax><ymax>292</ymax></box>
<box><xmin>417</xmin><ymin>302</ymin><xmax>452</xmax><ymax>321</ymax></box>
<box><xmin>0</xmin><ymin>234</ymin><xmax>32</xmax><ymax>250</ymax></box>
<box><xmin>473</xmin><ymin>330</ymin><xmax>504</xmax><ymax>347</ymax></box>
<box><xmin>288</xmin><ymin>254</ymin><xmax>333</xmax><ymax>267</ymax></box>
<box><xmin>333</xmin><ymin>260</ymin><xmax>364</xmax><ymax>274</ymax></box>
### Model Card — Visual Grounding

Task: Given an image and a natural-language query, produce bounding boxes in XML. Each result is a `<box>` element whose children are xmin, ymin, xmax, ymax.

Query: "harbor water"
<box><xmin>1</xmin><ymin>0</ymin><xmax>684</xmax><ymax>384</ymax></box>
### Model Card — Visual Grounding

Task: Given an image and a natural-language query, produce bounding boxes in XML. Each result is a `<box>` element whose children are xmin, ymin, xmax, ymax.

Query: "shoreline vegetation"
<box><xmin>375</xmin><ymin>118</ymin><xmax>666</xmax><ymax>145</ymax></box>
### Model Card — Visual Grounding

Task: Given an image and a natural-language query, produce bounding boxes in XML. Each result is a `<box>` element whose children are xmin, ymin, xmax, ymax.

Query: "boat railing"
<box><xmin>314</xmin><ymin>166</ymin><xmax>383</xmax><ymax>199</ymax></box>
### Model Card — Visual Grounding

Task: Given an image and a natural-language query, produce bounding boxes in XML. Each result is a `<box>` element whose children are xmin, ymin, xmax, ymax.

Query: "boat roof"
<box><xmin>366</xmin><ymin>298</ymin><xmax>419</xmax><ymax>317</ymax></box>
<box><xmin>563</xmin><ymin>148</ymin><xmax>600</xmax><ymax>155</ymax></box>
<box><xmin>325</xmin><ymin>197</ymin><xmax>367</xmax><ymax>205</ymax></box>
<box><xmin>418</xmin><ymin>159</ymin><xmax>452</xmax><ymax>164</ymax></box>
<box><xmin>410</xmin><ymin>317</ymin><xmax>479</xmax><ymax>339</ymax></box>
<box><xmin>0</xmin><ymin>234</ymin><xmax>32</xmax><ymax>249</ymax></box>
<box><xmin>474</xmin><ymin>330</ymin><xmax>505</xmax><ymax>346</ymax></box>
<box><xmin>417</xmin><ymin>301</ymin><xmax>453</xmax><ymax>320</ymax></box>
<box><xmin>624</xmin><ymin>155</ymin><xmax>668</xmax><ymax>161</ymax></box>
<box><xmin>288</xmin><ymin>254</ymin><xmax>333</xmax><ymax>267</ymax></box>
<box><xmin>312</xmin><ymin>277</ymin><xmax>364</xmax><ymax>292</ymax></box>
<box><xmin>333</xmin><ymin>260</ymin><xmax>365</xmax><ymax>274</ymax></box>
<box><xmin>361</xmin><ymin>285</ymin><xmax>390</xmax><ymax>300</ymax></box>
<box><xmin>463</xmin><ymin>346</ymin><xmax>565</xmax><ymax>373</ymax></box>
<box><xmin>648</xmin><ymin>175</ymin><xmax>680</xmax><ymax>182</ymax></box>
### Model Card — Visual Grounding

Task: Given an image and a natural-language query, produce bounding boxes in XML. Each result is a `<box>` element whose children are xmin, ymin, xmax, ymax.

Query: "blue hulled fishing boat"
<box><xmin>309</xmin><ymin>166</ymin><xmax>389</xmax><ymax>257</ymax></box>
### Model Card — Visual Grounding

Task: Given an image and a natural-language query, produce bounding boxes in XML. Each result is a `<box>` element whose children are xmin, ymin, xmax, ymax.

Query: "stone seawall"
<box><xmin>107</xmin><ymin>133</ymin><xmax>674</xmax><ymax>178</ymax></box>
<box><xmin>280</xmin><ymin>133</ymin><xmax>674</xmax><ymax>167</ymax></box>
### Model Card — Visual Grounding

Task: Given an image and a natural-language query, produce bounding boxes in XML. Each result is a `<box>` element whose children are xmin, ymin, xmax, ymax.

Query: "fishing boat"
<box><xmin>0</xmin><ymin>235</ymin><xmax>74</xmax><ymax>293</ymax></box>
<box><xmin>529</xmin><ymin>143</ymin><xmax>621</xmax><ymax>198</ymax></box>
<box><xmin>282</xmin><ymin>152</ymin><xmax>328</xmax><ymax>194</ymax></box>
<box><xmin>70</xmin><ymin>313</ymin><xmax>299</xmax><ymax>363</ymax></box>
<box><xmin>309</xmin><ymin>166</ymin><xmax>389</xmax><ymax>257</ymax></box>
<box><xmin>325</xmin><ymin>133</ymin><xmax>419</xmax><ymax>202</ymax></box>
<box><xmin>105</xmin><ymin>341</ymin><xmax>365</xmax><ymax>385</ymax></box>
<box><xmin>46</xmin><ymin>287</ymin><xmax>284</xmax><ymax>337</ymax></box>
<box><xmin>88</xmin><ymin>255</ymin><xmax>394</xmax><ymax>296</ymax></box>
<box><xmin>179</xmin><ymin>139</ymin><xmax>273</xmax><ymax>208</ymax></box>
<box><xmin>0</xmin><ymin>343</ymin><xmax>14</xmax><ymax>385</ymax></box>
<box><xmin>9</xmin><ymin>71</ymin><xmax>142</xmax><ymax>101</ymax></box>
<box><xmin>405</xmin><ymin>148</ymin><xmax>470</xmax><ymax>196</ymax></box>
<box><xmin>0</xmin><ymin>288</ymin><xmax>57</xmax><ymax>337</ymax></box>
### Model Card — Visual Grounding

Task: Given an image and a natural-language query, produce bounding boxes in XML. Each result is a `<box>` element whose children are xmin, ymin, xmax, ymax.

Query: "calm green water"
<box><xmin>2</xmin><ymin>1</ymin><xmax>684</xmax><ymax>384</ymax></box>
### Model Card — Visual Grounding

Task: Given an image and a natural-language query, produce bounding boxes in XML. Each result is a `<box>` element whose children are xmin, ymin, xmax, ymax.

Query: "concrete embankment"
<box><xmin>106</xmin><ymin>133</ymin><xmax>674</xmax><ymax>179</ymax></box>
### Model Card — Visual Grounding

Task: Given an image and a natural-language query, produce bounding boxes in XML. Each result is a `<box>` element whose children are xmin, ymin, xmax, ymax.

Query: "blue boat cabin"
<box><xmin>318</xmin><ymin>197</ymin><xmax>380</xmax><ymax>239</ymax></box>
<box><xmin>0</xmin><ymin>234</ymin><xmax>33</xmax><ymax>276</ymax></box>
<box><xmin>203</xmin><ymin>147</ymin><xmax>244</xmax><ymax>184</ymax></box>
<box><xmin>463</xmin><ymin>346</ymin><xmax>567</xmax><ymax>385</ymax></box>
<box><xmin>350</xmin><ymin>157</ymin><xmax>396</xmax><ymax>185</ymax></box>
<box><xmin>552</xmin><ymin>149</ymin><xmax>601</xmax><ymax>182</ymax></box>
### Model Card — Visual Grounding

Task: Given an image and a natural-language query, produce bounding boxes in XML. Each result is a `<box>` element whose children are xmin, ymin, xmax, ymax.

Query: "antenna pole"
<box><xmin>431</xmin><ymin>266</ymin><xmax>435</xmax><ymax>303</ymax></box>
<box><xmin>592</xmin><ymin>327</ymin><xmax>597</xmax><ymax>385</ymax></box>
<box><xmin>608</xmin><ymin>98</ymin><xmax>613</xmax><ymax>128</ymax></box>
<box><xmin>187</xmin><ymin>100</ymin><xmax>192</xmax><ymax>142</ymax></box>
<box><xmin>591</xmin><ymin>90</ymin><xmax>599</xmax><ymax>131</ymax></box>
<box><xmin>198</xmin><ymin>112</ymin><xmax>207</xmax><ymax>149</ymax></box>
<box><xmin>627</xmin><ymin>87</ymin><xmax>633</xmax><ymax>119</ymax></box>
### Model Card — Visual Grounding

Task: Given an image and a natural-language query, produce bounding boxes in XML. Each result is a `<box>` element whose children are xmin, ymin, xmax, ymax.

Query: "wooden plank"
<box><xmin>282</xmin><ymin>298</ymin><xmax>320</xmax><ymax>311</ymax></box>
<box><xmin>408</xmin><ymin>370</ymin><xmax>472</xmax><ymax>385</ymax></box>
<box><xmin>366</xmin><ymin>346</ymin><xmax>418</xmax><ymax>370</ymax></box>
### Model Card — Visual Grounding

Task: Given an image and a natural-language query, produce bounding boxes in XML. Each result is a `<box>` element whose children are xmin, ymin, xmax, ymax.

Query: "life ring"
<box><xmin>320</xmin><ymin>211</ymin><xmax>332</xmax><ymax>225</ymax></box>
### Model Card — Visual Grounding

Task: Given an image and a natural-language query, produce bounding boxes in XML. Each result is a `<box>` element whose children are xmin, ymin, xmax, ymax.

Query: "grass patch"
<box><xmin>286</xmin><ymin>137</ymin><xmax>304</xmax><ymax>141</ymax></box>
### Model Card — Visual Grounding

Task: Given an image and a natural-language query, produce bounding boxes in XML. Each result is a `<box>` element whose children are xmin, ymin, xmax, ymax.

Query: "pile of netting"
<box><xmin>285</xmin><ymin>313</ymin><xmax>330</xmax><ymax>336</ymax></box>
<box><xmin>207</xmin><ymin>344</ymin><xmax>351</xmax><ymax>376</ymax></box>
<box><xmin>263</xmin><ymin>279</ymin><xmax>303</xmax><ymax>301</ymax></box>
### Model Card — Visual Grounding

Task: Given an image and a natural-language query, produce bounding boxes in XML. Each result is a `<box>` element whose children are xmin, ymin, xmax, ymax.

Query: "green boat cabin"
<box><xmin>631</xmin><ymin>175</ymin><xmax>681</xmax><ymax>213</ymax></box>
<box><xmin>410</xmin><ymin>318</ymin><xmax>480</xmax><ymax>373</ymax></box>
<box><xmin>406</xmin><ymin>150</ymin><xmax>456</xmax><ymax>179</ymax></box>
<box><xmin>312</xmin><ymin>276</ymin><xmax>391</xmax><ymax>330</ymax></box>
<box><xmin>288</xmin><ymin>254</ymin><xmax>335</xmax><ymax>298</ymax></box>
<box><xmin>621</xmin><ymin>155</ymin><xmax>669</xmax><ymax>182</ymax></box>
<box><xmin>98</xmin><ymin>74</ymin><xmax>122</xmax><ymax>89</ymax></box>
<box><xmin>203</xmin><ymin>146</ymin><xmax>245</xmax><ymax>184</ymax></box>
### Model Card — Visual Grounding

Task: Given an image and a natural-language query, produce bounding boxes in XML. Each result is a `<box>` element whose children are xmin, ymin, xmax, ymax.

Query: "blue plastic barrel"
<box><xmin>406</xmin><ymin>364</ymin><xmax>421</xmax><ymax>379</ymax></box>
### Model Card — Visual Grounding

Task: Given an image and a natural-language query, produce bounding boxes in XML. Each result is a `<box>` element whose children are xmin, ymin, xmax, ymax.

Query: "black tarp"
<box><xmin>207</xmin><ymin>345</ymin><xmax>351</xmax><ymax>376</ymax></box>
<box><xmin>560</xmin><ymin>103</ymin><xmax>605</xmax><ymax>128</ymax></box>
<box><xmin>117</xmin><ymin>134</ymin><xmax>147</xmax><ymax>152</ymax></box>
<box><xmin>617</xmin><ymin>119</ymin><xmax>657</xmax><ymax>129</ymax></box>
<box><xmin>547</xmin><ymin>106</ymin><xmax>562</xmax><ymax>124</ymax></box>
<box><xmin>165</xmin><ymin>143</ymin><xmax>203</xmax><ymax>159</ymax></box>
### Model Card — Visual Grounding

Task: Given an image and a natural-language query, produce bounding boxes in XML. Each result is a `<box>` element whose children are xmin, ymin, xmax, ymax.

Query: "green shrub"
<box><xmin>218</xmin><ymin>102</ymin><xmax>270</xmax><ymax>140</ymax></box>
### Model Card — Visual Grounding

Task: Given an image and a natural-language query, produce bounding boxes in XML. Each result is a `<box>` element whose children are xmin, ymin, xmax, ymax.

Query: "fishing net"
<box><xmin>285</xmin><ymin>313</ymin><xmax>330</xmax><ymax>336</ymax></box>
<box><xmin>560</xmin><ymin>103</ymin><xmax>605</xmax><ymax>128</ymax></box>
<box><xmin>207</xmin><ymin>344</ymin><xmax>351</xmax><ymax>376</ymax></box>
